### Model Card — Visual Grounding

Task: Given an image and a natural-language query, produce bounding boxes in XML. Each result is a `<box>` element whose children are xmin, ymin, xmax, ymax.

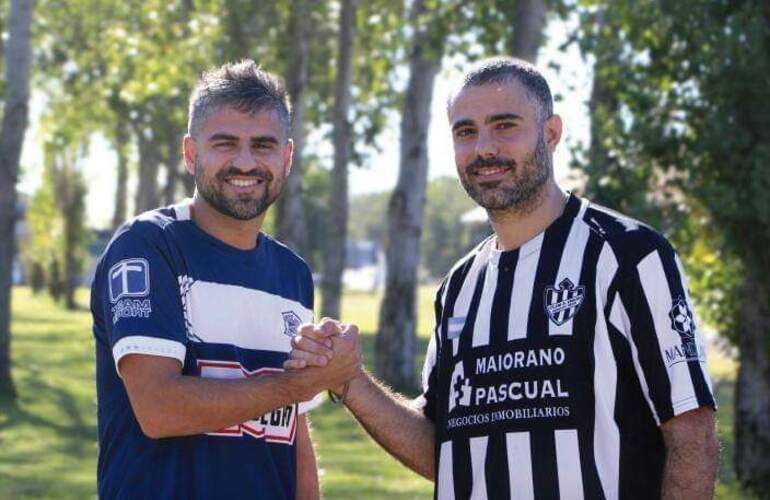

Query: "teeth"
<box><xmin>477</xmin><ymin>167</ymin><xmax>505</xmax><ymax>176</ymax></box>
<box><xmin>227</xmin><ymin>178</ymin><xmax>260</xmax><ymax>187</ymax></box>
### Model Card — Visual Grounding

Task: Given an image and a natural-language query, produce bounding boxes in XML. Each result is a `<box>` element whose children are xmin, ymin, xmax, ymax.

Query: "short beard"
<box><xmin>459</xmin><ymin>131</ymin><xmax>551</xmax><ymax>213</ymax></box>
<box><xmin>194</xmin><ymin>158</ymin><xmax>280</xmax><ymax>221</ymax></box>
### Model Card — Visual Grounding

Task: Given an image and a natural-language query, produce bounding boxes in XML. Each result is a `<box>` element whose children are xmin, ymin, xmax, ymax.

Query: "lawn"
<box><xmin>0</xmin><ymin>287</ymin><xmax>750</xmax><ymax>499</ymax></box>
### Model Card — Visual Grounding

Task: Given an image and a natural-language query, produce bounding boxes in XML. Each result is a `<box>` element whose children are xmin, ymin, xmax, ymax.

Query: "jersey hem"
<box><xmin>112</xmin><ymin>335</ymin><xmax>186</xmax><ymax>377</ymax></box>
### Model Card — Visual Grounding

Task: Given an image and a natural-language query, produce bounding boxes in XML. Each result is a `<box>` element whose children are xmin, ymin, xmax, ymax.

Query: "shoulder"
<box><xmin>105</xmin><ymin>205</ymin><xmax>183</xmax><ymax>255</ymax></box>
<box><xmin>580</xmin><ymin>199</ymin><xmax>675</xmax><ymax>269</ymax></box>
<box><xmin>261</xmin><ymin>233</ymin><xmax>313</xmax><ymax>277</ymax></box>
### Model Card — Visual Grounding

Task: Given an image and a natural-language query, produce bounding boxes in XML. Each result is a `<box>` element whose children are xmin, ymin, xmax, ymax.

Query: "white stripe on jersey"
<box><xmin>422</xmin><ymin>335</ymin><xmax>438</xmax><ymax>393</ymax></box>
<box><xmin>508</xmin><ymin>233</ymin><xmax>544</xmax><ymax>341</ymax></box>
<box><xmin>637</xmin><ymin>251</ymin><xmax>699</xmax><ymax>414</ymax></box>
<box><xmin>472</xmin><ymin>261</ymin><xmax>497</xmax><ymax>348</ymax></box>
<box><xmin>555</xmin><ymin>429</ymin><xmax>585</xmax><ymax>500</ymax></box>
<box><xmin>610</xmin><ymin>295</ymin><xmax>661</xmax><ymax>425</ymax></box>
<box><xmin>469</xmin><ymin>436</ymin><xmax>489</xmax><ymax>500</ymax></box>
<box><xmin>550</xmin><ymin>201</ymin><xmax>591</xmax><ymax>336</ymax></box>
<box><xmin>674</xmin><ymin>255</ymin><xmax>715</xmax><ymax>398</ymax></box>
<box><xmin>450</xmin><ymin>240</ymin><xmax>493</xmax><ymax>356</ymax></box>
<box><xmin>185</xmin><ymin>280</ymin><xmax>313</xmax><ymax>353</ymax></box>
<box><xmin>438</xmin><ymin>441</ymin><xmax>456</xmax><ymax>500</ymax></box>
<box><xmin>506</xmin><ymin>432</ymin><xmax>535</xmax><ymax>500</ymax></box>
<box><xmin>593</xmin><ymin>244</ymin><xmax>621</xmax><ymax>500</ymax></box>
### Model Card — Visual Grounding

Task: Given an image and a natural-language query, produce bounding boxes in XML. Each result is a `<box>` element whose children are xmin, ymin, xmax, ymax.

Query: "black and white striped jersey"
<box><xmin>420</xmin><ymin>194</ymin><xmax>715</xmax><ymax>500</ymax></box>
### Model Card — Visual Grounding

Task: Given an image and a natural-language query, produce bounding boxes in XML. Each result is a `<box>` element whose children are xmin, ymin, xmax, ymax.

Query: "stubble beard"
<box><xmin>194</xmin><ymin>158</ymin><xmax>283</xmax><ymax>221</ymax></box>
<box><xmin>459</xmin><ymin>132</ymin><xmax>552</xmax><ymax>215</ymax></box>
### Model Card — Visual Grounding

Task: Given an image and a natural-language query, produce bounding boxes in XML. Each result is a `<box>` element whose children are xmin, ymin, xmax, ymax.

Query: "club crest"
<box><xmin>282</xmin><ymin>311</ymin><xmax>302</xmax><ymax>337</ymax></box>
<box><xmin>669</xmin><ymin>298</ymin><xmax>696</xmax><ymax>339</ymax></box>
<box><xmin>544</xmin><ymin>278</ymin><xmax>586</xmax><ymax>326</ymax></box>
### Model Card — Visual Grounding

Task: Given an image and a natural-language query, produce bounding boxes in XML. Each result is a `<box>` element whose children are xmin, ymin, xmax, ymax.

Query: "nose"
<box><xmin>474</xmin><ymin>129</ymin><xmax>498</xmax><ymax>158</ymax></box>
<box><xmin>233</xmin><ymin>144</ymin><xmax>258</xmax><ymax>171</ymax></box>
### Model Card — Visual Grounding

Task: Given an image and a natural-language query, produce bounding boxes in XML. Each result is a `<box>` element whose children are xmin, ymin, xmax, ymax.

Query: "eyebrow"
<box><xmin>451</xmin><ymin>113</ymin><xmax>523</xmax><ymax>132</ymax></box>
<box><xmin>208</xmin><ymin>133</ymin><xmax>279</xmax><ymax>145</ymax></box>
<box><xmin>486</xmin><ymin>113</ymin><xmax>522</xmax><ymax>124</ymax></box>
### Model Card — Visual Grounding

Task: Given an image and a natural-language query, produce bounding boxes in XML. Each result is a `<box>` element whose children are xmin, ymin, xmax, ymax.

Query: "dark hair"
<box><xmin>188</xmin><ymin>59</ymin><xmax>292</xmax><ymax>139</ymax></box>
<box><xmin>449</xmin><ymin>57</ymin><xmax>553</xmax><ymax>123</ymax></box>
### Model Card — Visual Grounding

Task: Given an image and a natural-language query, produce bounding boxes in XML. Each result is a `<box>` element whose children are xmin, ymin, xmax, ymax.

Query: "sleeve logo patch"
<box><xmin>669</xmin><ymin>297</ymin><xmax>696</xmax><ymax>339</ymax></box>
<box><xmin>282</xmin><ymin>311</ymin><xmax>302</xmax><ymax>337</ymax></box>
<box><xmin>108</xmin><ymin>258</ymin><xmax>150</xmax><ymax>303</ymax></box>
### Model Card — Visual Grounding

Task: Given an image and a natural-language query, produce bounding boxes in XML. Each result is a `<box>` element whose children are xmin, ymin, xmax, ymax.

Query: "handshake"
<box><xmin>283</xmin><ymin>318</ymin><xmax>364</xmax><ymax>401</ymax></box>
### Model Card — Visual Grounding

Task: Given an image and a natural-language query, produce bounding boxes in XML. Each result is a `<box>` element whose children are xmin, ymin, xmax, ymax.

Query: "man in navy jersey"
<box><xmin>288</xmin><ymin>57</ymin><xmax>719</xmax><ymax>499</ymax></box>
<box><xmin>91</xmin><ymin>60</ymin><xmax>361</xmax><ymax>499</ymax></box>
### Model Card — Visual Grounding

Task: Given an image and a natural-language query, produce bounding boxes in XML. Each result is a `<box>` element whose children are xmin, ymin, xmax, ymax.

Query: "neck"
<box><xmin>488</xmin><ymin>181</ymin><xmax>569</xmax><ymax>251</ymax></box>
<box><xmin>189</xmin><ymin>193</ymin><xmax>265</xmax><ymax>250</ymax></box>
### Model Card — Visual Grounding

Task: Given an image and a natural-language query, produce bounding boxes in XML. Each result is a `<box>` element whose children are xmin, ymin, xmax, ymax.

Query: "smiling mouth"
<box><xmin>225</xmin><ymin>177</ymin><xmax>265</xmax><ymax>188</ymax></box>
<box><xmin>472</xmin><ymin>165</ymin><xmax>512</xmax><ymax>181</ymax></box>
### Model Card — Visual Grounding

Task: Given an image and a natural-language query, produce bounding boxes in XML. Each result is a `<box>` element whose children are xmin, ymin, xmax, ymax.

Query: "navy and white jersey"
<box><xmin>420</xmin><ymin>194</ymin><xmax>716</xmax><ymax>500</ymax></box>
<box><xmin>91</xmin><ymin>200</ymin><xmax>314</xmax><ymax>500</ymax></box>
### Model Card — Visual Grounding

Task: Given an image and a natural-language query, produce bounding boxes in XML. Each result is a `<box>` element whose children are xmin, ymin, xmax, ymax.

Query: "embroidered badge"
<box><xmin>544</xmin><ymin>278</ymin><xmax>586</xmax><ymax>326</ymax></box>
<box><xmin>282</xmin><ymin>311</ymin><xmax>302</xmax><ymax>337</ymax></box>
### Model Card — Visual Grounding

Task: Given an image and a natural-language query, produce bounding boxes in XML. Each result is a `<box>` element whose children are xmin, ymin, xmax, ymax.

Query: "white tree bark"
<box><xmin>0</xmin><ymin>0</ymin><xmax>35</xmax><ymax>402</ymax></box>
<box><xmin>275</xmin><ymin>0</ymin><xmax>311</xmax><ymax>255</ymax></box>
<box><xmin>376</xmin><ymin>0</ymin><xmax>443</xmax><ymax>391</ymax></box>
<box><xmin>321</xmin><ymin>0</ymin><xmax>356</xmax><ymax>320</ymax></box>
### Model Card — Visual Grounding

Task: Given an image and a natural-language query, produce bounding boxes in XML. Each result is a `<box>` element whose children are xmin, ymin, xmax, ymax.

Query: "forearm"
<box><xmin>661</xmin><ymin>407</ymin><xmax>719</xmax><ymax>499</ymax></box>
<box><xmin>344</xmin><ymin>370</ymin><xmax>436</xmax><ymax>479</ymax></box>
<box><xmin>129</xmin><ymin>368</ymin><xmax>317</xmax><ymax>438</ymax></box>
<box><xmin>296</xmin><ymin>415</ymin><xmax>320</xmax><ymax>500</ymax></box>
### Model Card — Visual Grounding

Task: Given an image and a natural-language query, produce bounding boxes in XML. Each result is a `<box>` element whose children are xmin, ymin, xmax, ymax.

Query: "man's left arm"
<box><xmin>295</xmin><ymin>414</ymin><xmax>320</xmax><ymax>500</ymax></box>
<box><xmin>660</xmin><ymin>406</ymin><xmax>719</xmax><ymax>499</ymax></box>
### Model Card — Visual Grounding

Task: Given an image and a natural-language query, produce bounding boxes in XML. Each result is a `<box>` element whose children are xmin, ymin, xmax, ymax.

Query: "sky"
<box><xmin>18</xmin><ymin>17</ymin><xmax>592</xmax><ymax>229</ymax></box>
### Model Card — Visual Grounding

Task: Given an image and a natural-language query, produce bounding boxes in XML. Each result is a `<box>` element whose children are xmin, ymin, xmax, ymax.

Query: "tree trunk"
<box><xmin>0</xmin><ymin>0</ymin><xmax>34</xmax><ymax>403</ymax></box>
<box><xmin>321</xmin><ymin>0</ymin><xmax>356</xmax><ymax>320</ymax></box>
<box><xmin>275</xmin><ymin>0</ymin><xmax>311</xmax><ymax>255</ymax></box>
<box><xmin>507</xmin><ymin>0</ymin><xmax>547</xmax><ymax>62</ymax></box>
<box><xmin>163</xmin><ymin>125</ymin><xmax>183</xmax><ymax>205</ymax></box>
<box><xmin>111</xmin><ymin>117</ymin><xmax>130</xmax><ymax>230</ymax></box>
<box><xmin>376</xmin><ymin>0</ymin><xmax>443</xmax><ymax>391</ymax></box>
<box><xmin>133</xmin><ymin>122</ymin><xmax>162</xmax><ymax>214</ymax></box>
<box><xmin>57</xmin><ymin>162</ymin><xmax>86</xmax><ymax>311</ymax></box>
<box><xmin>735</xmin><ymin>262</ymin><xmax>770</xmax><ymax>495</ymax></box>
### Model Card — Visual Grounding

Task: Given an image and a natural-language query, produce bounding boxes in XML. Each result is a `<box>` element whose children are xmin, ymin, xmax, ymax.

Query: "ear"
<box><xmin>183</xmin><ymin>134</ymin><xmax>196</xmax><ymax>176</ymax></box>
<box><xmin>543</xmin><ymin>114</ymin><xmax>563</xmax><ymax>153</ymax></box>
<box><xmin>283</xmin><ymin>138</ymin><xmax>294</xmax><ymax>177</ymax></box>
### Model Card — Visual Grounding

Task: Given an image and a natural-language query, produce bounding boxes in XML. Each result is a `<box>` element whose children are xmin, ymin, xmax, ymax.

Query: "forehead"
<box><xmin>448</xmin><ymin>80</ymin><xmax>538</xmax><ymax>125</ymax></box>
<box><xmin>199</xmin><ymin>105</ymin><xmax>285</xmax><ymax>139</ymax></box>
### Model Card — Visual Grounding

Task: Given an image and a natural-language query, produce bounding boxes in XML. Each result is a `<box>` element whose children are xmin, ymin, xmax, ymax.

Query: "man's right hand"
<box><xmin>284</xmin><ymin>318</ymin><xmax>363</xmax><ymax>395</ymax></box>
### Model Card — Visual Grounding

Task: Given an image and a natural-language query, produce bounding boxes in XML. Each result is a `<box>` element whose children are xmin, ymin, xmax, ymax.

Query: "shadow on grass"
<box><xmin>0</xmin><ymin>378</ymin><xmax>95</xmax><ymax>456</ymax></box>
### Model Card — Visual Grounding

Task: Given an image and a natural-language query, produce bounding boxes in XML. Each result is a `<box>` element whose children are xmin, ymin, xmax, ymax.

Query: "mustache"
<box><xmin>465</xmin><ymin>156</ymin><xmax>515</xmax><ymax>175</ymax></box>
<box><xmin>216</xmin><ymin>166</ymin><xmax>274</xmax><ymax>182</ymax></box>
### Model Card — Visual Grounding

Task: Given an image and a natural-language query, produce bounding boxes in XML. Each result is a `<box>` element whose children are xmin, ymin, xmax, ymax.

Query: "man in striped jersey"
<box><xmin>288</xmin><ymin>57</ymin><xmax>719</xmax><ymax>499</ymax></box>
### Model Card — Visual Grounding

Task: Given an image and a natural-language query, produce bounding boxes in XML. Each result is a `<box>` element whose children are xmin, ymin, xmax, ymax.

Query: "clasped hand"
<box><xmin>283</xmin><ymin>318</ymin><xmax>363</xmax><ymax>396</ymax></box>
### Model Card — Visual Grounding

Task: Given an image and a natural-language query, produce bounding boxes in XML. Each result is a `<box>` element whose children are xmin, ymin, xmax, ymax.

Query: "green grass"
<box><xmin>0</xmin><ymin>287</ymin><xmax>751</xmax><ymax>499</ymax></box>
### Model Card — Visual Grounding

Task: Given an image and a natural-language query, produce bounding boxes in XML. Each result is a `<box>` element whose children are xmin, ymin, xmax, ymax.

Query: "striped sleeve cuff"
<box><xmin>112</xmin><ymin>335</ymin><xmax>186</xmax><ymax>377</ymax></box>
<box><xmin>298</xmin><ymin>392</ymin><xmax>325</xmax><ymax>414</ymax></box>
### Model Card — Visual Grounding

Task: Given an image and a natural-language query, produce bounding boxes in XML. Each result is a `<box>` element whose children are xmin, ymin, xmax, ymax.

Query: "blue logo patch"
<box><xmin>282</xmin><ymin>311</ymin><xmax>302</xmax><ymax>337</ymax></box>
<box><xmin>109</xmin><ymin>258</ymin><xmax>150</xmax><ymax>303</ymax></box>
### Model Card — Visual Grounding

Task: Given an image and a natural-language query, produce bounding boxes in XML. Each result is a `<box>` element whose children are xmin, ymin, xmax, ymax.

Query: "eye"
<box><xmin>495</xmin><ymin>121</ymin><xmax>516</xmax><ymax>130</ymax></box>
<box><xmin>213</xmin><ymin>141</ymin><xmax>236</xmax><ymax>150</ymax></box>
<box><xmin>252</xmin><ymin>141</ymin><xmax>273</xmax><ymax>151</ymax></box>
<box><xmin>454</xmin><ymin>127</ymin><xmax>477</xmax><ymax>138</ymax></box>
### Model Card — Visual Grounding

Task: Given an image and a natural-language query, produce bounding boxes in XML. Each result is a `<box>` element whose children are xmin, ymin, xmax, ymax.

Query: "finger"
<box><xmin>318</xmin><ymin>318</ymin><xmax>343</xmax><ymax>338</ymax></box>
<box><xmin>289</xmin><ymin>348</ymin><xmax>328</xmax><ymax>367</ymax></box>
<box><xmin>292</xmin><ymin>335</ymin><xmax>334</xmax><ymax>359</ymax></box>
<box><xmin>283</xmin><ymin>359</ymin><xmax>307</xmax><ymax>370</ymax></box>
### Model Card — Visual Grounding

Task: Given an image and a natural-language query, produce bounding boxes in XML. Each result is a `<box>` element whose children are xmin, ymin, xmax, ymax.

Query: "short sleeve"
<box><xmin>611</xmin><ymin>238</ymin><xmax>716</xmax><ymax>425</ymax></box>
<box><xmin>94</xmin><ymin>228</ymin><xmax>188</xmax><ymax>376</ymax></box>
<box><xmin>417</xmin><ymin>281</ymin><xmax>447</xmax><ymax>422</ymax></box>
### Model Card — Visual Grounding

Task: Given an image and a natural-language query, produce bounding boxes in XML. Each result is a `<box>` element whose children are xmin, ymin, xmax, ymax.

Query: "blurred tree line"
<box><xmin>1</xmin><ymin>0</ymin><xmax>769</xmax><ymax>494</ymax></box>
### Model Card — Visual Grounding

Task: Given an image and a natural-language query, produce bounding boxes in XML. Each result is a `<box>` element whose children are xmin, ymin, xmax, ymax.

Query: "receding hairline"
<box><xmin>446</xmin><ymin>58</ymin><xmax>554</xmax><ymax>122</ymax></box>
<box><xmin>189</xmin><ymin>101</ymin><xmax>289</xmax><ymax>142</ymax></box>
